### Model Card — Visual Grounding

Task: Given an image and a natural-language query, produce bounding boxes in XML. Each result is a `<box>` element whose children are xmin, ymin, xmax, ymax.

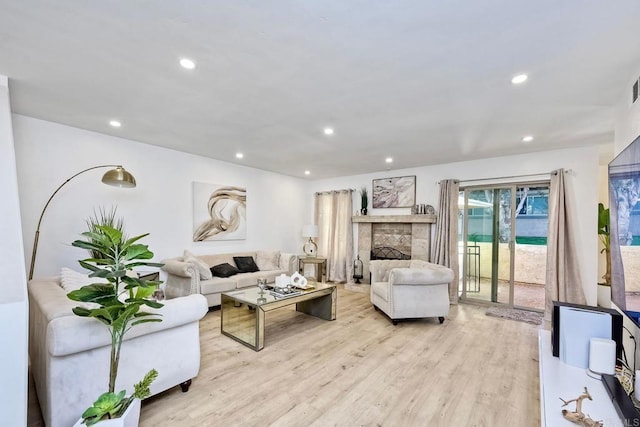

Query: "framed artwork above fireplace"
<box><xmin>372</xmin><ymin>175</ymin><xmax>416</xmax><ymax>208</ymax></box>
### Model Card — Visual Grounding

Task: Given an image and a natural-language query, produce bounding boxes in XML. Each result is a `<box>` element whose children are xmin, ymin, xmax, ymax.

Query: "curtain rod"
<box><xmin>438</xmin><ymin>169</ymin><xmax>572</xmax><ymax>185</ymax></box>
<box><xmin>315</xmin><ymin>188</ymin><xmax>354</xmax><ymax>195</ymax></box>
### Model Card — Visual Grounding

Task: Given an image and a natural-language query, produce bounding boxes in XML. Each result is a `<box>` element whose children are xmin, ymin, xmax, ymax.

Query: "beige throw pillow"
<box><xmin>255</xmin><ymin>251</ymin><xmax>280</xmax><ymax>271</ymax></box>
<box><xmin>60</xmin><ymin>267</ymin><xmax>108</xmax><ymax>292</ymax></box>
<box><xmin>183</xmin><ymin>250</ymin><xmax>213</xmax><ymax>280</ymax></box>
<box><xmin>60</xmin><ymin>267</ymin><xmax>109</xmax><ymax>309</ymax></box>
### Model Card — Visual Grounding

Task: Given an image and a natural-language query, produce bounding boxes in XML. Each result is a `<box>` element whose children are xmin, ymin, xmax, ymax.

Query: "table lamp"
<box><xmin>302</xmin><ymin>224</ymin><xmax>318</xmax><ymax>256</ymax></box>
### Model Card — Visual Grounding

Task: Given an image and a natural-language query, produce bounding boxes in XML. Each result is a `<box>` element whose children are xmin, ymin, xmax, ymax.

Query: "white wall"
<box><xmin>614</xmin><ymin>65</ymin><xmax>640</xmax><ymax>154</ymax></box>
<box><xmin>13</xmin><ymin>115</ymin><xmax>309</xmax><ymax>278</ymax></box>
<box><xmin>311</xmin><ymin>146</ymin><xmax>601</xmax><ymax>305</ymax></box>
<box><xmin>0</xmin><ymin>76</ymin><xmax>28</xmax><ymax>426</ymax></box>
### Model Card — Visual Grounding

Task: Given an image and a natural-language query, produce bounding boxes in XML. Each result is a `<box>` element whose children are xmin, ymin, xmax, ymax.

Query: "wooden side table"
<box><xmin>298</xmin><ymin>256</ymin><xmax>327</xmax><ymax>282</ymax></box>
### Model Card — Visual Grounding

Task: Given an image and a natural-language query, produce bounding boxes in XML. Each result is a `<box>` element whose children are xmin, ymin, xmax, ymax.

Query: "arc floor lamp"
<box><xmin>28</xmin><ymin>164</ymin><xmax>136</xmax><ymax>280</ymax></box>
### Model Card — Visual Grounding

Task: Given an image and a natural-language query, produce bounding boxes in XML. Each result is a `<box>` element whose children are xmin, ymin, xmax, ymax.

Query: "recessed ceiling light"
<box><xmin>109</xmin><ymin>120</ymin><xmax>121</xmax><ymax>128</ymax></box>
<box><xmin>304</xmin><ymin>170</ymin><xmax>311</xmax><ymax>175</ymax></box>
<box><xmin>511</xmin><ymin>74</ymin><xmax>528</xmax><ymax>85</ymax></box>
<box><xmin>323</xmin><ymin>127</ymin><xmax>334</xmax><ymax>135</ymax></box>
<box><xmin>179</xmin><ymin>58</ymin><xmax>196</xmax><ymax>70</ymax></box>
<box><xmin>385</xmin><ymin>157</ymin><xmax>393</xmax><ymax>163</ymax></box>
<box><xmin>522</xmin><ymin>135</ymin><xmax>534</xmax><ymax>143</ymax></box>
<box><xmin>235</xmin><ymin>152</ymin><xmax>244</xmax><ymax>159</ymax></box>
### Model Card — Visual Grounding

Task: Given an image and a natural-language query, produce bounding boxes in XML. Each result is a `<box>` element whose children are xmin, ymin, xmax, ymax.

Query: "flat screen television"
<box><xmin>609</xmin><ymin>133</ymin><xmax>640</xmax><ymax>319</ymax></box>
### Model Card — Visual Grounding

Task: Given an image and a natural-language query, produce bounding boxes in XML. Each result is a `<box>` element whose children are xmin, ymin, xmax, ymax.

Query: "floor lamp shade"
<box><xmin>28</xmin><ymin>165</ymin><xmax>136</xmax><ymax>280</ymax></box>
<box><xmin>102</xmin><ymin>166</ymin><xmax>136</xmax><ymax>188</ymax></box>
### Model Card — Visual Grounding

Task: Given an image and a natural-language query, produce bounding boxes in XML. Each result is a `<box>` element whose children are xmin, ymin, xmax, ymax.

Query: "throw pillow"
<box><xmin>210</xmin><ymin>263</ymin><xmax>240</xmax><ymax>278</ymax></box>
<box><xmin>255</xmin><ymin>251</ymin><xmax>280</xmax><ymax>271</ymax></box>
<box><xmin>183</xmin><ymin>250</ymin><xmax>213</xmax><ymax>280</ymax></box>
<box><xmin>60</xmin><ymin>267</ymin><xmax>108</xmax><ymax>292</ymax></box>
<box><xmin>233</xmin><ymin>256</ymin><xmax>260</xmax><ymax>273</ymax></box>
<box><xmin>60</xmin><ymin>267</ymin><xmax>109</xmax><ymax>309</ymax></box>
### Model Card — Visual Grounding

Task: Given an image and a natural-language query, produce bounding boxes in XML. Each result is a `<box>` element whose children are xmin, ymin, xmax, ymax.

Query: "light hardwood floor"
<box><xmin>29</xmin><ymin>285</ymin><xmax>541</xmax><ymax>426</ymax></box>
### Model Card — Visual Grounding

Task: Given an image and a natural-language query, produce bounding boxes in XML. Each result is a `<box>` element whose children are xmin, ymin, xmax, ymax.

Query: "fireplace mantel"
<box><xmin>352</xmin><ymin>214</ymin><xmax>436</xmax><ymax>224</ymax></box>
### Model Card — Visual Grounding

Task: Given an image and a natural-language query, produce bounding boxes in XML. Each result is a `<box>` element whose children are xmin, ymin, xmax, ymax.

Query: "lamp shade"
<box><xmin>302</xmin><ymin>224</ymin><xmax>318</xmax><ymax>238</ymax></box>
<box><xmin>101</xmin><ymin>166</ymin><xmax>136</xmax><ymax>188</ymax></box>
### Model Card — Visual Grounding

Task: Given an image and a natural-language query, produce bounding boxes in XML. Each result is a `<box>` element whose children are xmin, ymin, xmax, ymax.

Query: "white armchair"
<box><xmin>369</xmin><ymin>259</ymin><xmax>453</xmax><ymax>325</ymax></box>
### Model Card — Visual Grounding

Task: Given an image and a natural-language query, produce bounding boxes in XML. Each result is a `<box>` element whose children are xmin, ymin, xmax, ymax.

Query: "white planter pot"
<box><xmin>73</xmin><ymin>398</ymin><xmax>140</xmax><ymax>427</ymax></box>
<box><xmin>597</xmin><ymin>285</ymin><xmax>612</xmax><ymax>308</ymax></box>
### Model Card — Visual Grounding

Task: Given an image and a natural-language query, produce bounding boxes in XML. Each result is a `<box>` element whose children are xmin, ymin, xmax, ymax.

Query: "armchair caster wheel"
<box><xmin>180</xmin><ymin>379</ymin><xmax>192</xmax><ymax>392</ymax></box>
<box><xmin>392</xmin><ymin>320</ymin><xmax>398</xmax><ymax>326</ymax></box>
<box><xmin>438</xmin><ymin>317</ymin><xmax>445</xmax><ymax>324</ymax></box>
<box><xmin>373</xmin><ymin>305</ymin><xmax>379</xmax><ymax>311</ymax></box>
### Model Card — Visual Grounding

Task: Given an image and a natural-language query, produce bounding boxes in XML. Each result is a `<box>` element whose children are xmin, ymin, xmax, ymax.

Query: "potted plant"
<box><xmin>360</xmin><ymin>187</ymin><xmax>368</xmax><ymax>215</ymax></box>
<box><xmin>598</xmin><ymin>202</ymin><xmax>612</xmax><ymax>307</ymax></box>
<box><xmin>67</xmin><ymin>223</ymin><xmax>164</xmax><ymax>426</ymax></box>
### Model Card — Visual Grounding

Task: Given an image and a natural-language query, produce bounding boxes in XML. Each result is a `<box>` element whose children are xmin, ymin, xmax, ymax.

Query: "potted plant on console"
<box><xmin>67</xmin><ymin>223</ymin><xmax>164</xmax><ymax>426</ymax></box>
<box><xmin>598</xmin><ymin>202</ymin><xmax>612</xmax><ymax>307</ymax></box>
<box><xmin>360</xmin><ymin>187</ymin><xmax>369</xmax><ymax>215</ymax></box>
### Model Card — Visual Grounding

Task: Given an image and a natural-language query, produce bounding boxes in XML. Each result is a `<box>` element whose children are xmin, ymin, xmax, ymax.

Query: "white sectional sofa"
<box><xmin>162</xmin><ymin>250</ymin><xmax>297</xmax><ymax>307</ymax></box>
<box><xmin>28</xmin><ymin>277</ymin><xmax>208</xmax><ymax>427</ymax></box>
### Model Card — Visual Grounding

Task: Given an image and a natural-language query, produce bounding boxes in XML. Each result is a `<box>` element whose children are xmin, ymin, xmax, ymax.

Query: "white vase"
<box><xmin>73</xmin><ymin>398</ymin><xmax>141</xmax><ymax>427</ymax></box>
<box><xmin>597</xmin><ymin>284</ymin><xmax>611</xmax><ymax>308</ymax></box>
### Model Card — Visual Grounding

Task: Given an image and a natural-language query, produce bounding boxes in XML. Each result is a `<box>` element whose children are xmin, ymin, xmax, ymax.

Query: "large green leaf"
<box><xmin>111</xmin><ymin>304</ymin><xmax>140</xmax><ymax>333</ymax></box>
<box><xmin>96</xmin><ymin>225</ymin><xmax>123</xmax><ymax>245</ymax></box>
<box><xmin>67</xmin><ymin>284</ymin><xmax>117</xmax><ymax>303</ymax></box>
<box><xmin>131</xmin><ymin>318</ymin><xmax>163</xmax><ymax>327</ymax></box>
<box><xmin>84</xmin><ymin>307</ymin><xmax>117</xmax><ymax>326</ymax></box>
<box><xmin>72</xmin><ymin>241</ymin><xmax>110</xmax><ymax>259</ymax></box>
<box><xmin>124</xmin><ymin>261</ymin><xmax>165</xmax><ymax>269</ymax></box>
<box><xmin>88</xmin><ymin>268</ymin><xmax>114</xmax><ymax>279</ymax></box>
<box><xmin>121</xmin><ymin>275</ymin><xmax>145</xmax><ymax>287</ymax></box>
<box><xmin>81</xmin><ymin>258</ymin><xmax>114</xmax><ymax>265</ymax></box>
<box><xmin>598</xmin><ymin>202</ymin><xmax>610</xmax><ymax>235</ymax></box>
<box><xmin>121</xmin><ymin>233</ymin><xmax>149</xmax><ymax>251</ymax></box>
<box><xmin>141</xmin><ymin>299</ymin><xmax>164</xmax><ymax>309</ymax></box>
<box><xmin>124</xmin><ymin>244</ymin><xmax>153</xmax><ymax>260</ymax></box>
<box><xmin>71</xmin><ymin>306</ymin><xmax>93</xmax><ymax>317</ymax></box>
<box><xmin>78</xmin><ymin>259</ymin><xmax>101</xmax><ymax>273</ymax></box>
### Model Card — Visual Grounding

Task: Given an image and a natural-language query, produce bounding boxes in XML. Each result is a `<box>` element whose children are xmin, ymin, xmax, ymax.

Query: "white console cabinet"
<box><xmin>539</xmin><ymin>330</ymin><xmax>622</xmax><ymax>426</ymax></box>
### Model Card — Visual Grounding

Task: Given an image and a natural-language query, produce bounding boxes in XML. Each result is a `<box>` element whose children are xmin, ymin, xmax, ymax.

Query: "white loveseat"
<box><xmin>162</xmin><ymin>250</ymin><xmax>297</xmax><ymax>307</ymax></box>
<box><xmin>369</xmin><ymin>259</ymin><xmax>453</xmax><ymax>324</ymax></box>
<box><xmin>28</xmin><ymin>277</ymin><xmax>208</xmax><ymax>427</ymax></box>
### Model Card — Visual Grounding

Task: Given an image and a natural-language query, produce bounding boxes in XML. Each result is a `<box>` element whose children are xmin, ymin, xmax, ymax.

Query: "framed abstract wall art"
<box><xmin>372</xmin><ymin>175</ymin><xmax>416</xmax><ymax>208</ymax></box>
<box><xmin>193</xmin><ymin>182</ymin><xmax>246</xmax><ymax>241</ymax></box>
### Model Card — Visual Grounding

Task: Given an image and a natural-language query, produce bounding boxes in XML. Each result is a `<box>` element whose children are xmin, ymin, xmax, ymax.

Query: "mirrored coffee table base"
<box><xmin>221</xmin><ymin>283</ymin><xmax>337</xmax><ymax>351</ymax></box>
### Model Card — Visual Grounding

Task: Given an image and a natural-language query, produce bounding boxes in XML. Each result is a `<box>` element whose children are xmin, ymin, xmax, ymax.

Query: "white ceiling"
<box><xmin>1</xmin><ymin>1</ymin><xmax>639</xmax><ymax>179</ymax></box>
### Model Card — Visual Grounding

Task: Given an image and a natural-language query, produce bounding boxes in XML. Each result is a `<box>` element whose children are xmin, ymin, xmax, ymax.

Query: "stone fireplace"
<box><xmin>352</xmin><ymin>214</ymin><xmax>436</xmax><ymax>283</ymax></box>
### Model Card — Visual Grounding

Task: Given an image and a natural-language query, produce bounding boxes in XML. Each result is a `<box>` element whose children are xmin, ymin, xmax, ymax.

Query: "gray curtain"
<box><xmin>315</xmin><ymin>190</ymin><xmax>353</xmax><ymax>282</ymax></box>
<box><xmin>430</xmin><ymin>179</ymin><xmax>460</xmax><ymax>304</ymax></box>
<box><xmin>544</xmin><ymin>169</ymin><xmax>586</xmax><ymax>327</ymax></box>
<box><xmin>609</xmin><ymin>184</ymin><xmax>626</xmax><ymax>310</ymax></box>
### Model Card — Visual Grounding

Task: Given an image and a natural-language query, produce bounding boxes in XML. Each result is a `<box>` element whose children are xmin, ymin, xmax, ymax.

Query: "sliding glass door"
<box><xmin>459</xmin><ymin>183</ymin><xmax>547</xmax><ymax>310</ymax></box>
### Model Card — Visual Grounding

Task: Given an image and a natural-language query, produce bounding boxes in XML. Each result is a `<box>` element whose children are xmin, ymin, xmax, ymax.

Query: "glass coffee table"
<box><xmin>221</xmin><ymin>283</ymin><xmax>337</xmax><ymax>351</ymax></box>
